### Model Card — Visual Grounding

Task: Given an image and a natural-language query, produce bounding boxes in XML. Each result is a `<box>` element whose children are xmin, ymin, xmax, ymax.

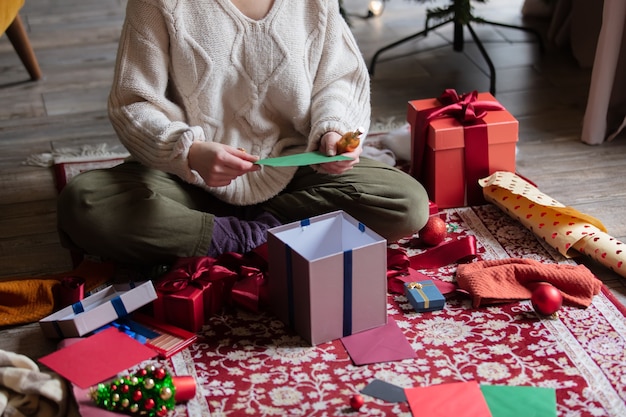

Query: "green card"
<box><xmin>480</xmin><ymin>385</ymin><xmax>557</xmax><ymax>417</ymax></box>
<box><xmin>255</xmin><ymin>151</ymin><xmax>352</xmax><ymax>167</ymax></box>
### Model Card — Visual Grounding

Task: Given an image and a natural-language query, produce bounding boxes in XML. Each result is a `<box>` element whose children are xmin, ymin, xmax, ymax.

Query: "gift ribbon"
<box><xmin>94</xmin><ymin>318</ymin><xmax>160</xmax><ymax>343</ymax></box>
<box><xmin>387</xmin><ymin>248</ymin><xmax>421</xmax><ymax>294</ymax></box>
<box><xmin>411</xmin><ymin>89</ymin><xmax>504</xmax><ymax>205</ymax></box>
<box><xmin>71</xmin><ymin>300</ymin><xmax>85</xmax><ymax>315</ymax></box>
<box><xmin>409</xmin><ymin>235</ymin><xmax>478</xmax><ymax>269</ymax></box>
<box><xmin>111</xmin><ymin>296</ymin><xmax>128</xmax><ymax>318</ymax></box>
<box><xmin>386</xmin><ymin>236</ymin><xmax>477</xmax><ymax>294</ymax></box>
<box><xmin>285</xmin><ymin>245</ymin><xmax>295</xmax><ymax>328</ymax></box>
<box><xmin>343</xmin><ymin>250</ymin><xmax>353</xmax><ymax>337</ymax></box>
<box><xmin>156</xmin><ymin>257</ymin><xmax>220</xmax><ymax>293</ymax></box>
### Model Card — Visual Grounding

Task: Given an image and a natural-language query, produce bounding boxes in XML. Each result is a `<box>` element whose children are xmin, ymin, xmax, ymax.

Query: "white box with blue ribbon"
<box><xmin>267</xmin><ymin>210</ymin><xmax>387</xmax><ymax>345</ymax></box>
<box><xmin>39</xmin><ymin>281</ymin><xmax>157</xmax><ymax>338</ymax></box>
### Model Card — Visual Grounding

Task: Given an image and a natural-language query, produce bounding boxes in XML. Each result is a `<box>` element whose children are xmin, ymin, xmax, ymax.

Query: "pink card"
<box><xmin>340</xmin><ymin>317</ymin><xmax>416</xmax><ymax>365</ymax></box>
<box><xmin>38</xmin><ymin>327</ymin><xmax>156</xmax><ymax>388</ymax></box>
<box><xmin>405</xmin><ymin>380</ymin><xmax>492</xmax><ymax>417</ymax></box>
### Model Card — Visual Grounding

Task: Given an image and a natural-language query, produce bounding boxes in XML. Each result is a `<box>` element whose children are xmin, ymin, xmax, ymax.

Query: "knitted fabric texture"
<box><xmin>456</xmin><ymin>258</ymin><xmax>602</xmax><ymax>308</ymax></box>
<box><xmin>0</xmin><ymin>349</ymin><xmax>67</xmax><ymax>417</ymax></box>
<box><xmin>0</xmin><ymin>280</ymin><xmax>57</xmax><ymax>327</ymax></box>
<box><xmin>108</xmin><ymin>0</ymin><xmax>370</xmax><ymax>206</ymax></box>
<box><xmin>0</xmin><ymin>259</ymin><xmax>115</xmax><ymax>327</ymax></box>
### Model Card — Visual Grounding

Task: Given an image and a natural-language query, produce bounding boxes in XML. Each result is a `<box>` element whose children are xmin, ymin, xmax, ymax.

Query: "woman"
<box><xmin>57</xmin><ymin>0</ymin><xmax>429</xmax><ymax>266</ymax></box>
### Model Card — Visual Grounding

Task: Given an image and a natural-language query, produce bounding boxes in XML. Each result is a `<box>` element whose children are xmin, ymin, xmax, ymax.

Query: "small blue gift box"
<box><xmin>404</xmin><ymin>280</ymin><xmax>445</xmax><ymax>312</ymax></box>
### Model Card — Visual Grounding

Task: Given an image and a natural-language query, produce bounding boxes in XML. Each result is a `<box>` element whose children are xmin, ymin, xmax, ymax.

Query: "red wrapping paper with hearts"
<box><xmin>480</xmin><ymin>171</ymin><xmax>626</xmax><ymax>278</ymax></box>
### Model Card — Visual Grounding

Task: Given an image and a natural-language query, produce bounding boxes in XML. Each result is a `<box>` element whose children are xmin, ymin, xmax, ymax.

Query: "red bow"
<box><xmin>156</xmin><ymin>257</ymin><xmax>236</xmax><ymax>294</ymax></box>
<box><xmin>431</xmin><ymin>89</ymin><xmax>504</xmax><ymax>124</ymax></box>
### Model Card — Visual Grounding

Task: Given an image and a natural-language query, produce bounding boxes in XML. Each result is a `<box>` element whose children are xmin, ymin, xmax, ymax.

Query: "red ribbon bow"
<box><xmin>156</xmin><ymin>257</ymin><xmax>236</xmax><ymax>294</ymax></box>
<box><xmin>433</xmin><ymin>89</ymin><xmax>504</xmax><ymax>124</ymax></box>
<box><xmin>386</xmin><ymin>236</ymin><xmax>478</xmax><ymax>295</ymax></box>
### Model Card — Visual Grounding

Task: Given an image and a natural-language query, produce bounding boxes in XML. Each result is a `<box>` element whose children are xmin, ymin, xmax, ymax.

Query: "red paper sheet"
<box><xmin>38</xmin><ymin>327</ymin><xmax>157</xmax><ymax>388</ymax></box>
<box><xmin>405</xmin><ymin>380</ymin><xmax>492</xmax><ymax>417</ymax></box>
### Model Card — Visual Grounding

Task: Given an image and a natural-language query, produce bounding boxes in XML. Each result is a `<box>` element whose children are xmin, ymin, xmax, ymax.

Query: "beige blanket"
<box><xmin>0</xmin><ymin>350</ymin><xmax>67</xmax><ymax>417</ymax></box>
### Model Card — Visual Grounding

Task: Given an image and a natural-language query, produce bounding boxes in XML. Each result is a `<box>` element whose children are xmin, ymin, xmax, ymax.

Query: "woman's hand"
<box><xmin>316</xmin><ymin>131</ymin><xmax>362</xmax><ymax>174</ymax></box>
<box><xmin>188</xmin><ymin>141</ymin><xmax>260</xmax><ymax>187</ymax></box>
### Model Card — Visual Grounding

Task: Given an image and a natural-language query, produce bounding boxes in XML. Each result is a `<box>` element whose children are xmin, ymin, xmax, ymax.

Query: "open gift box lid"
<box><xmin>39</xmin><ymin>281</ymin><xmax>157</xmax><ymax>338</ymax></box>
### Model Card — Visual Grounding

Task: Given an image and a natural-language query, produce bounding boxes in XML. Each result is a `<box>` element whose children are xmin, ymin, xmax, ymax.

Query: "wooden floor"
<box><xmin>1</xmin><ymin>0</ymin><xmax>625</xmax><ymax>310</ymax></box>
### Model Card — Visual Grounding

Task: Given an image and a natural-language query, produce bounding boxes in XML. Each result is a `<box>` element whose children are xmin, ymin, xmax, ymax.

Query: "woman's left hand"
<box><xmin>315</xmin><ymin>131</ymin><xmax>362</xmax><ymax>174</ymax></box>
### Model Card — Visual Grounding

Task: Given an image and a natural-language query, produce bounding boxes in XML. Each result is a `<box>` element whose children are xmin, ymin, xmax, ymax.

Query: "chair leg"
<box><xmin>5</xmin><ymin>14</ymin><xmax>43</xmax><ymax>81</ymax></box>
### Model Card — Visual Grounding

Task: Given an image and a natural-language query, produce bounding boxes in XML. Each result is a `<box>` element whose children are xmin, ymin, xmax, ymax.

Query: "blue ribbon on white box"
<box><xmin>110</xmin><ymin>296</ymin><xmax>128</xmax><ymax>318</ymax></box>
<box><xmin>71</xmin><ymin>301</ymin><xmax>84</xmax><ymax>315</ymax></box>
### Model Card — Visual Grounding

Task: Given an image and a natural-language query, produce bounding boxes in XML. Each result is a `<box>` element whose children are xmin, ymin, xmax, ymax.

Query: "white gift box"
<box><xmin>39</xmin><ymin>281</ymin><xmax>157</xmax><ymax>338</ymax></box>
<box><xmin>267</xmin><ymin>211</ymin><xmax>388</xmax><ymax>345</ymax></box>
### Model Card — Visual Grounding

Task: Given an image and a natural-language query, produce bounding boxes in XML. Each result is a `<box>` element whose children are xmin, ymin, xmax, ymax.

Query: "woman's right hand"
<box><xmin>188</xmin><ymin>141</ymin><xmax>261</xmax><ymax>187</ymax></box>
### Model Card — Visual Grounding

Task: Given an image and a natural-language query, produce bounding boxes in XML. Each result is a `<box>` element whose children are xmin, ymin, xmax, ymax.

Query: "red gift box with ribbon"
<box><xmin>152</xmin><ymin>257</ymin><xmax>239</xmax><ymax>333</ymax></box>
<box><xmin>407</xmin><ymin>89</ymin><xmax>518</xmax><ymax>209</ymax></box>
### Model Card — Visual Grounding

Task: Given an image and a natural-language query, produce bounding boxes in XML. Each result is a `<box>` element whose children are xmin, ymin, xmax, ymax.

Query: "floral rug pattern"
<box><xmin>166</xmin><ymin>205</ymin><xmax>626</xmax><ymax>417</ymax></box>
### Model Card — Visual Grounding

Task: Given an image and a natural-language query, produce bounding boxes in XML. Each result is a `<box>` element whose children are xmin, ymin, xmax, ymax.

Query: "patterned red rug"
<box><xmin>157</xmin><ymin>205</ymin><xmax>626</xmax><ymax>417</ymax></box>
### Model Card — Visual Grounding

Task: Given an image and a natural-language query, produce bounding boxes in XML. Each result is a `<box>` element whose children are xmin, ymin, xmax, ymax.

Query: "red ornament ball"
<box><xmin>143</xmin><ymin>398</ymin><xmax>156</xmax><ymax>411</ymax></box>
<box><xmin>154</xmin><ymin>367</ymin><xmax>167</xmax><ymax>380</ymax></box>
<box><xmin>350</xmin><ymin>394</ymin><xmax>364</xmax><ymax>411</ymax></box>
<box><xmin>418</xmin><ymin>216</ymin><xmax>447</xmax><ymax>247</ymax></box>
<box><xmin>132</xmin><ymin>390</ymin><xmax>143</xmax><ymax>402</ymax></box>
<box><xmin>531</xmin><ymin>283</ymin><xmax>563</xmax><ymax>315</ymax></box>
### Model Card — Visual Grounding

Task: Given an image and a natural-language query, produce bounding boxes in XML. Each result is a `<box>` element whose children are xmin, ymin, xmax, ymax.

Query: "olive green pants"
<box><xmin>57</xmin><ymin>158</ymin><xmax>429</xmax><ymax>265</ymax></box>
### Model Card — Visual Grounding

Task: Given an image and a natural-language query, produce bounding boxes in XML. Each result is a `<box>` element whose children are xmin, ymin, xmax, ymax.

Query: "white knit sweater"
<box><xmin>108</xmin><ymin>0</ymin><xmax>371</xmax><ymax>205</ymax></box>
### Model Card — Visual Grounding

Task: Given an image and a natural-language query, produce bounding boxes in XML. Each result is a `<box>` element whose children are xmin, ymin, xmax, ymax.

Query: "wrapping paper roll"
<box><xmin>480</xmin><ymin>171</ymin><xmax>626</xmax><ymax>278</ymax></box>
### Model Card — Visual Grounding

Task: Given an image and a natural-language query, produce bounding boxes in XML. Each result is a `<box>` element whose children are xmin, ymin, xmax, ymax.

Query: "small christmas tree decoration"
<box><xmin>91</xmin><ymin>365</ymin><xmax>196</xmax><ymax>416</ymax></box>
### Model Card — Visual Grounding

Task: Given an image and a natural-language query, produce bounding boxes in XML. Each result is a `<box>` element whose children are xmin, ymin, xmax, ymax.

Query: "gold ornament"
<box><xmin>144</xmin><ymin>378</ymin><xmax>155</xmax><ymax>390</ymax></box>
<box><xmin>160</xmin><ymin>387</ymin><xmax>173</xmax><ymax>400</ymax></box>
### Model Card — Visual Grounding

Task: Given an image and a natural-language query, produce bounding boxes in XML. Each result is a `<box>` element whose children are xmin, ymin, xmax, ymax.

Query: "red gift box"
<box><xmin>153</xmin><ymin>257</ymin><xmax>238</xmax><ymax>332</ymax></box>
<box><xmin>407</xmin><ymin>89</ymin><xmax>518</xmax><ymax>209</ymax></box>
